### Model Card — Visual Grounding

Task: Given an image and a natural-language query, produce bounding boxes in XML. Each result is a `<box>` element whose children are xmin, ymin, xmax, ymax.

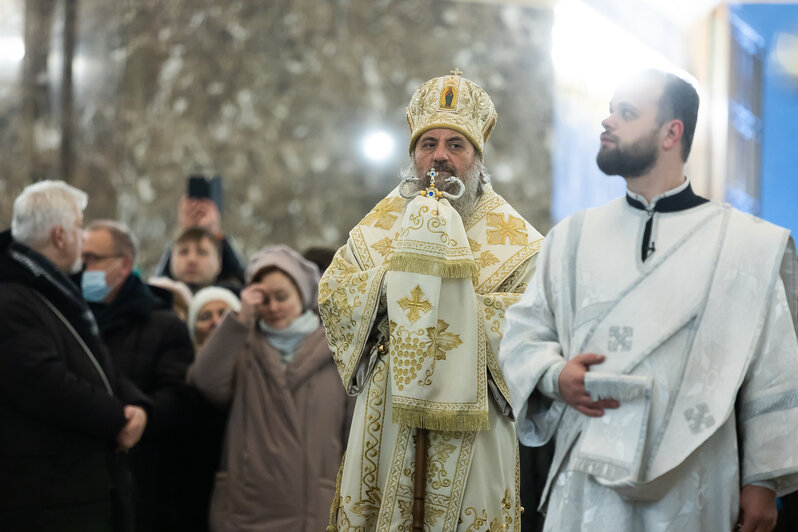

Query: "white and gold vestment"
<box><xmin>320</xmin><ymin>184</ymin><xmax>543</xmax><ymax>531</ymax></box>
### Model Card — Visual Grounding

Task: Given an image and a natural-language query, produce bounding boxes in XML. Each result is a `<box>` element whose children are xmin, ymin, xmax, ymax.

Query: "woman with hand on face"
<box><xmin>188</xmin><ymin>246</ymin><xmax>354</xmax><ymax>532</ymax></box>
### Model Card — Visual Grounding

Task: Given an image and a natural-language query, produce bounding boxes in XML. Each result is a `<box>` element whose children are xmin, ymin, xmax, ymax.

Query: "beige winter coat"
<box><xmin>189</xmin><ymin>314</ymin><xmax>353</xmax><ymax>532</ymax></box>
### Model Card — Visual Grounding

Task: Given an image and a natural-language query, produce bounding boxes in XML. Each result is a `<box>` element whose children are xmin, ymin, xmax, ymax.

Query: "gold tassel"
<box><xmin>392</xmin><ymin>405</ymin><xmax>490</xmax><ymax>432</ymax></box>
<box><xmin>389</xmin><ymin>253</ymin><xmax>477</xmax><ymax>279</ymax></box>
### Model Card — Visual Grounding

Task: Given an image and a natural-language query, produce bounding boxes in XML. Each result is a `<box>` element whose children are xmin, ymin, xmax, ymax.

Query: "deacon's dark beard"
<box><xmin>596</xmin><ymin>128</ymin><xmax>660</xmax><ymax>178</ymax></box>
<box><xmin>401</xmin><ymin>159</ymin><xmax>485</xmax><ymax>221</ymax></box>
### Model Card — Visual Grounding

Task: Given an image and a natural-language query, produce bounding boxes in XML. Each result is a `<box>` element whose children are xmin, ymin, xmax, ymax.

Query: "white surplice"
<box><xmin>499</xmin><ymin>196</ymin><xmax>798</xmax><ymax>531</ymax></box>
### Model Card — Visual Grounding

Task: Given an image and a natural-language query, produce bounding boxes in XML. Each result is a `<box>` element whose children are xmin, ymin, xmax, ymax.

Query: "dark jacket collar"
<box><xmin>89</xmin><ymin>273</ymin><xmax>171</xmax><ymax>334</ymax></box>
<box><xmin>625</xmin><ymin>181</ymin><xmax>708</xmax><ymax>213</ymax></box>
<box><xmin>0</xmin><ymin>230</ymin><xmax>107</xmax><ymax>357</ymax></box>
<box><xmin>0</xmin><ymin>230</ymin><xmax>84</xmax><ymax>309</ymax></box>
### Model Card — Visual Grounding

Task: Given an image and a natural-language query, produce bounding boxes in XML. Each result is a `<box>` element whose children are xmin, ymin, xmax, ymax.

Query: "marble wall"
<box><xmin>1</xmin><ymin>0</ymin><xmax>553</xmax><ymax>272</ymax></box>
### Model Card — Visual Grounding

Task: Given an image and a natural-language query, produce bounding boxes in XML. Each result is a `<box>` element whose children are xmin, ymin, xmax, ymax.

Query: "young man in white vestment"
<box><xmin>319</xmin><ymin>70</ymin><xmax>545</xmax><ymax>531</ymax></box>
<box><xmin>499</xmin><ymin>69</ymin><xmax>798</xmax><ymax>532</ymax></box>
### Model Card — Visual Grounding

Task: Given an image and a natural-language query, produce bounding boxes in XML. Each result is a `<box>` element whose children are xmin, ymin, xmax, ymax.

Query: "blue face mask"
<box><xmin>82</xmin><ymin>270</ymin><xmax>112</xmax><ymax>302</ymax></box>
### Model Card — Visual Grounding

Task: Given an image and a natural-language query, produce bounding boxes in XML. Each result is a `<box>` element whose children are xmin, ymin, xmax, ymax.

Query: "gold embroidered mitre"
<box><xmin>406</xmin><ymin>69</ymin><xmax>498</xmax><ymax>156</ymax></box>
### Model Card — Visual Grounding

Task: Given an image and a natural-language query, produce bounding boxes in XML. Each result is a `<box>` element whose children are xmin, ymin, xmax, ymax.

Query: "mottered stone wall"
<box><xmin>0</xmin><ymin>0</ymin><xmax>553</xmax><ymax>271</ymax></box>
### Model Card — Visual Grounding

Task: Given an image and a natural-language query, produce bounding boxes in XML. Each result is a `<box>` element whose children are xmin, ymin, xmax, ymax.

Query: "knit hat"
<box><xmin>187</xmin><ymin>286</ymin><xmax>241</xmax><ymax>342</ymax></box>
<box><xmin>245</xmin><ymin>245</ymin><xmax>320</xmax><ymax>311</ymax></box>
<box><xmin>148</xmin><ymin>276</ymin><xmax>193</xmax><ymax>312</ymax></box>
<box><xmin>406</xmin><ymin>68</ymin><xmax>498</xmax><ymax>156</ymax></box>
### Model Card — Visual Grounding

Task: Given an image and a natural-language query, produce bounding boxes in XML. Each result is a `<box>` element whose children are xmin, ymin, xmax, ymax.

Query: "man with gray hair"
<box><xmin>0</xmin><ymin>180</ymin><xmax>150</xmax><ymax>532</ymax></box>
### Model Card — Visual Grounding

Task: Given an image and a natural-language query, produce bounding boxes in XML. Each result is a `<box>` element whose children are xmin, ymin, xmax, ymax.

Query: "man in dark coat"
<box><xmin>82</xmin><ymin>220</ymin><xmax>211</xmax><ymax>531</ymax></box>
<box><xmin>0</xmin><ymin>180</ymin><xmax>150</xmax><ymax>532</ymax></box>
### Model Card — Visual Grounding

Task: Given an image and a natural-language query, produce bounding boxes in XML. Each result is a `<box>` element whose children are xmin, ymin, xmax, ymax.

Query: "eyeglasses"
<box><xmin>81</xmin><ymin>253</ymin><xmax>123</xmax><ymax>266</ymax></box>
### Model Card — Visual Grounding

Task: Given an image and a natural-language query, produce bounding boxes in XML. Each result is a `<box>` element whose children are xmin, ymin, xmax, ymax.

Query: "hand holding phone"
<box><xmin>178</xmin><ymin>196</ymin><xmax>221</xmax><ymax>235</ymax></box>
<box><xmin>186</xmin><ymin>175</ymin><xmax>223</xmax><ymax>215</ymax></box>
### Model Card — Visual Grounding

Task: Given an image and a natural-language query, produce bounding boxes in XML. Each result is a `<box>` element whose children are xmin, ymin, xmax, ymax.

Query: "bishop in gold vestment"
<box><xmin>319</xmin><ymin>71</ymin><xmax>544</xmax><ymax>531</ymax></box>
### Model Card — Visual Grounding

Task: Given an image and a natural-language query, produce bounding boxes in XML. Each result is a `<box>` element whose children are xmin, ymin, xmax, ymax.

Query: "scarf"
<box><xmin>258</xmin><ymin>310</ymin><xmax>320</xmax><ymax>364</ymax></box>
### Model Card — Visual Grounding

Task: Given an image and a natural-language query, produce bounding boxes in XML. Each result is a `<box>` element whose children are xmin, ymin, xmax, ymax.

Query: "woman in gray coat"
<box><xmin>189</xmin><ymin>245</ymin><xmax>353</xmax><ymax>532</ymax></box>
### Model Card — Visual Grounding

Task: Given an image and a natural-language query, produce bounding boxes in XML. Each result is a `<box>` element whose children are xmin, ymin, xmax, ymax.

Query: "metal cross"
<box><xmin>684</xmin><ymin>402</ymin><xmax>715</xmax><ymax>433</ymax></box>
<box><xmin>398</xmin><ymin>285</ymin><xmax>433</xmax><ymax>323</ymax></box>
<box><xmin>421</xmin><ymin>168</ymin><xmax>444</xmax><ymax>200</ymax></box>
<box><xmin>608</xmin><ymin>326</ymin><xmax>633</xmax><ymax>352</ymax></box>
<box><xmin>450</xmin><ymin>67</ymin><xmax>463</xmax><ymax>76</ymax></box>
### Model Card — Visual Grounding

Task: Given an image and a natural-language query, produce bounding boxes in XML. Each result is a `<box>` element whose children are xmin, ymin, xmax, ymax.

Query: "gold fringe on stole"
<box><xmin>393</xmin><ymin>404</ymin><xmax>490</xmax><ymax>432</ymax></box>
<box><xmin>389</xmin><ymin>253</ymin><xmax>477</xmax><ymax>279</ymax></box>
<box><xmin>326</xmin><ymin>453</ymin><xmax>346</xmax><ymax>532</ymax></box>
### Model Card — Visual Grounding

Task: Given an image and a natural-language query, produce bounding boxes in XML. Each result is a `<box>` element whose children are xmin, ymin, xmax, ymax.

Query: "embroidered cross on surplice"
<box><xmin>608</xmin><ymin>326</ymin><xmax>633</xmax><ymax>352</ymax></box>
<box><xmin>398</xmin><ymin>285</ymin><xmax>432</xmax><ymax>323</ymax></box>
<box><xmin>684</xmin><ymin>402</ymin><xmax>715</xmax><ymax>433</ymax></box>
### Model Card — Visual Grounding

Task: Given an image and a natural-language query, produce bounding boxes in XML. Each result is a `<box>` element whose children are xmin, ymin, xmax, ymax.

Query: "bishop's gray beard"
<box><xmin>400</xmin><ymin>160</ymin><xmax>487</xmax><ymax>221</ymax></box>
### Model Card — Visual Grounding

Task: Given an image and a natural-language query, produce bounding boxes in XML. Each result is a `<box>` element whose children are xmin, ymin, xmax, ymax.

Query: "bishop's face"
<box><xmin>408</xmin><ymin>128</ymin><xmax>484</xmax><ymax>220</ymax></box>
<box><xmin>596</xmin><ymin>77</ymin><xmax>665</xmax><ymax>178</ymax></box>
<box><xmin>413</xmin><ymin>128</ymin><xmax>477</xmax><ymax>188</ymax></box>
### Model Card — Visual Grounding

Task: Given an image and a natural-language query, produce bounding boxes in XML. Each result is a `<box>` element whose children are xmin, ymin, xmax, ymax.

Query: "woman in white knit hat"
<box><xmin>188</xmin><ymin>245</ymin><xmax>354</xmax><ymax>532</ymax></box>
<box><xmin>187</xmin><ymin>286</ymin><xmax>241</xmax><ymax>347</ymax></box>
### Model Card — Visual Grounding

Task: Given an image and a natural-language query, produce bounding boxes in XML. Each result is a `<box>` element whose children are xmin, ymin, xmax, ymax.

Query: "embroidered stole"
<box><xmin>386</xmin><ymin>195</ymin><xmax>488</xmax><ymax>431</ymax></box>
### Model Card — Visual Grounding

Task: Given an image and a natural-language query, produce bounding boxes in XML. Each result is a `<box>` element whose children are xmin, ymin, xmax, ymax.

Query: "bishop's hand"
<box><xmin>558</xmin><ymin>353</ymin><xmax>620</xmax><ymax>417</ymax></box>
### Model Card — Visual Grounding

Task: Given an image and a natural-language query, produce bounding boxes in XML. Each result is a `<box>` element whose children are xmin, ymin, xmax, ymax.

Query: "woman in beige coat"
<box><xmin>189</xmin><ymin>245</ymin><xmax>353</xmax><ymax>532</ymax></box>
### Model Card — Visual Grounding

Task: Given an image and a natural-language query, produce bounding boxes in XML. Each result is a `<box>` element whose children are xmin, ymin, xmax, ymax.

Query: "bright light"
<box><xmin>361</xmin><ymin>130</ymin><xmax>396</xmax><ymax>163</ymax></box>
<box><xmin>774</xmin><ymin>33</ymin><xmax>798</xmax><ymax>78</ymax></box>
<box><xmin>0</xmin><ymin>37</ymin><xmax>24</xmax><ymax>63</ymax></box>
<box><xmin>552</xmin><ymin>0</ymin><xmax>684</xmax><ymax>94</ymax></box>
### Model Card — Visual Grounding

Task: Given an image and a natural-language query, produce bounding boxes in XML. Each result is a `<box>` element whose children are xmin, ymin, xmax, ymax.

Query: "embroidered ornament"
<box><xmin>386</xmin><ymin>184</ymin><xmax>486</xmax><ymax>431</ymax></box>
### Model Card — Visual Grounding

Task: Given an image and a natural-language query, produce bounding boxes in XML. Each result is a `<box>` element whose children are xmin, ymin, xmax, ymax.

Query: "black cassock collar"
<box><xmin>625</xmin><ymin>181</ymin><xmax>708</xmax><ymax>213</ymax></box>
<box><xmin>625</xmin><ymin>181</ymin><xmax>709</xmax><ymax>261</ymax></box>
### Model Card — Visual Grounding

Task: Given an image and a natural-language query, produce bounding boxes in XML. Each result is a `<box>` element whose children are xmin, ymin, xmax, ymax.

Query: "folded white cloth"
<box><xmin>570</xmin><ymin>372</ymin><xmax>653</xmax><ymax>483</ymax></box>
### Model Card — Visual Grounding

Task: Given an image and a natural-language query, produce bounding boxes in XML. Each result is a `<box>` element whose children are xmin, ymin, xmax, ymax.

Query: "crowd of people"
<box><xmin>0</xmin><ymin>180</ymin><xmax>347</xmax><ymax>532</ymax></box>
<box><xmin>2</xmin><ymin>68</ymin><xmax>798</xmax><ymax>532</ymax></box>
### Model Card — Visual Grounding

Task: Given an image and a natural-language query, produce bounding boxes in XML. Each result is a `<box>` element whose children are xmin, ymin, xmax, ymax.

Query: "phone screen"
<box><xmin>186</xmin><ymin>175</ymin><xmax>223</xmax><ymax>215</ymax></box>
<box><xmin>187</xmin><ymin>176</ymin><xmax>211</xmax><ymax>199</ymax></box>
